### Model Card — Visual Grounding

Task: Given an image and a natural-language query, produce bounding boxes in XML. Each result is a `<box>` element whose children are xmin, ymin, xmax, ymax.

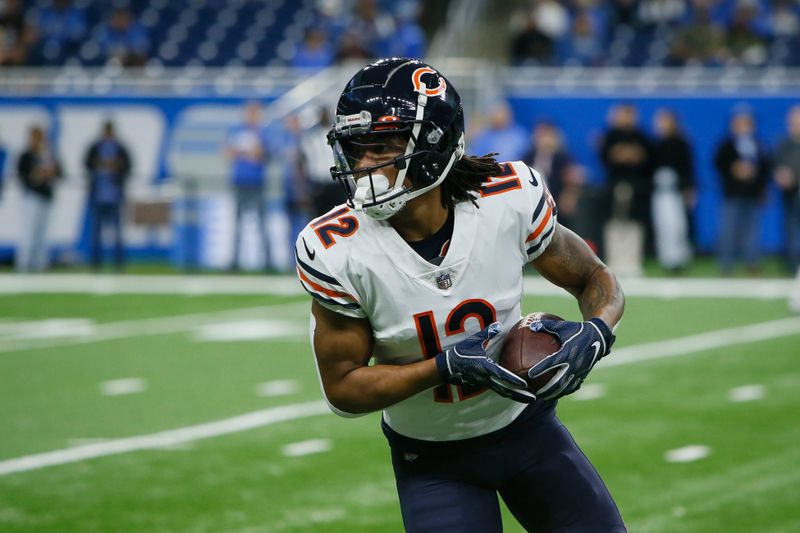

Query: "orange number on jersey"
<box><xmin>478</xmin><ymin>162</ymin><xmax>522</xmax><ymax>197</ymax></box>
<box><xmin>413</xmin><ymin>299</ymin><xmax>497</xmax><ymax>402</ymax></box>
<box><xmin>312</xmin><ymin>207</ymin><xmax>359</xmax><ymax>249</ymax></box>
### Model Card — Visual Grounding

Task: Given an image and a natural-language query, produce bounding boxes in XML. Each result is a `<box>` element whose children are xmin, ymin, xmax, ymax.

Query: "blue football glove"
<box><xmin>527</xmin><ymin>318</ymin><xmax>615</xmax><ymax>400</ymax></box>
<box><xmin>435</xmin><ymin>322</ymin><xmax>537</xmax><ymax>403</ymax></box>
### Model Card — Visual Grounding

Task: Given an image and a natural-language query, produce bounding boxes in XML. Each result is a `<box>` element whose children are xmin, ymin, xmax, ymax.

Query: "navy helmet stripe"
<box><xmin>295</xmin><ymin>248</ymin><xmax>342</xmax><ymax>286</ymax></box>
<box><xmin>526</xmin><ymin>225</ymin><xmax>555</xmax><ymax>256</ymax></box>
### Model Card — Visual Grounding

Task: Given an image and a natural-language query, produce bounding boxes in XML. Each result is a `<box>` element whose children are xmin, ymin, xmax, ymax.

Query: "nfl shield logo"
<box><xmin>435</xmin><ymin>272</ymin><xmax>452</xmax><ymax>290</ymax></box>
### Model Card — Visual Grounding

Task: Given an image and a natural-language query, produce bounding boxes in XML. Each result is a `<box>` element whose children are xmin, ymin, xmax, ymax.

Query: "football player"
<box><xmin>295</xmin><ymin>58</ymin><xmax>626</xmax><ymax>532</ymax></box>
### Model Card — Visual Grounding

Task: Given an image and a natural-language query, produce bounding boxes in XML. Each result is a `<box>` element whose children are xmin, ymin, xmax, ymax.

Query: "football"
<box><xmin>500</xmin><ymin>312</ymin><xmax>563</xmax><ymax>393</ymax></box>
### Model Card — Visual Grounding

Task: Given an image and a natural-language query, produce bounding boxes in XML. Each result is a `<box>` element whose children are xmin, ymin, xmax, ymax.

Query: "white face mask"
<box><xmin>353</xmin><ymin>172</ymin><xmax>408</xmax><ymax>220</ymax></box>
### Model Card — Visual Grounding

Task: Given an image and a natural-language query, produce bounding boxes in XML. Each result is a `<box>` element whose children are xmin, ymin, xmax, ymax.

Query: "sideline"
<box><xmin>1</xmin><ymin>315</ymin><xmax>799</xmax><ymax>477</ymax></box>
<box><xmin>0</xmin><ymin>274</ymin><xmax>794</xmax><ymax>299</ymax></box>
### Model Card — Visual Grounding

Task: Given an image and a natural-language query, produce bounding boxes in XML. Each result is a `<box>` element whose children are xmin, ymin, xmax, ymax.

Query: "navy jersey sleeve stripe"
<box><xmin>294</xmin><ymin>248</ymin><xmax>342</xmax><ymax>286</ymax></box>
<box><xmin>526</xmin><ymin>225</ymin><xmax>555</xmax><ymax>256</ymax></box>
<box><xmin>530</xmin><ymin>192</ymin><xmax>546</xmax><ymax>225</ymax></box>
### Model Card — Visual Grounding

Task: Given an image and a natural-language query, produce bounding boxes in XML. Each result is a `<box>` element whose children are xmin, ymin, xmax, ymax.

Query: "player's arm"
<box><xmin>532</xmin><ymin>223</ymin><xmax>624</xmax><ymax>327</ymax></box>
<box><xmin>312</xmin><ymin>300</ymin><xmax>534</xmax><ymax>414</ymax></box>
<box><xmin>311</xmin><ymin>300</ymin><xmax>441</xmax><ymax>415</ymax></box>
<box><xmin>526</xmin><ymin>223</ymin><xmax>624</xmax><ymax>399</ymax></box>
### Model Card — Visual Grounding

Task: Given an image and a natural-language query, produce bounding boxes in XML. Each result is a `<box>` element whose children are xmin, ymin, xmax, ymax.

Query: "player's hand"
<box><xmin>527</xmin><ymin>318</ymin><xmax>615</xmax><ymax>400</ymax></box>
<box><xmin>435</xmin><ymin>322</ymin><xmax>536</xmax><ymax>403</ymax></box>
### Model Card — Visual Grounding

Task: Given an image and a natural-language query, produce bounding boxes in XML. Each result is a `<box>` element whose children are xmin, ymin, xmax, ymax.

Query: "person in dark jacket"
<box><xmin>17</xmin><ymin>125</ymin><xmax>62</xmax><ymax>272</ymax></box>
<box><xmin>774</xmin><ymin>105</ymin><xmax>800</xmax><ymax>274</ymax></box>
<box><xmin>651</xmin><ymin>109</ymin><xmax>696</xmax><ymax>272</ymax></box>
<box><xmin>600</xmin><ymin>103</ymin><xmax>654</xmax><ymax>226</ymax></box>
<box><xmin>714</xmin><ymin>106</ymin><xmax>771</xmax><ymax>275</ymax></box>
<box><xmin>523</xmin><ymin>120</ymin><xmax>578</xmax><ymax>230</ymax></box>
<box><xmin>599</xmin><ymin>103</ymin><xmax>654</xmax><ymax>271</ymax></box>
<box><xmin>84</xmin><ymin>120</ymin><xmax>131</xmax><ymax>270</ymax></box>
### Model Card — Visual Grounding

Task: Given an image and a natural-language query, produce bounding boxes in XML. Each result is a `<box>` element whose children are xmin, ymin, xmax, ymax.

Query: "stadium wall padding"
<box><xmin>0</xmin><ymin>92</ymin><xmax>797</xmax><ymax>265</ymax></box>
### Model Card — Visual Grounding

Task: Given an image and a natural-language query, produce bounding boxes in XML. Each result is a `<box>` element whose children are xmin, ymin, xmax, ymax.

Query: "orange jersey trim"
<box><xmin>526</xmin><ymin>206</ymin><xmax>553</xmax><ymax>243</ymax></box>
<box><xmin>297</xmin><ymin>267</ymin><xmax>356</xmax><ymax>300</ymax></box>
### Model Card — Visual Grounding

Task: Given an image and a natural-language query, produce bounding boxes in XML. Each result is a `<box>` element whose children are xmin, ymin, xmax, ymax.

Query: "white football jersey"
<box><xmin>296</xmin><ymin>161</ymin><xmax>558</xmax><ymax>441</ymax></box>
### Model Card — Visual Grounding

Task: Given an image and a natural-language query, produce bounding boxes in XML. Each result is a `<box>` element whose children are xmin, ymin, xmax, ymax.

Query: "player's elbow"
<box><xmin>325</xmin><ymin>397</ymin><xmax>370</xmax><ymax>418</ymax></box>
<box><xmin>322</xmin><ymin>383</ymin><xmax>372</xmax><ymax>418</ymax></box>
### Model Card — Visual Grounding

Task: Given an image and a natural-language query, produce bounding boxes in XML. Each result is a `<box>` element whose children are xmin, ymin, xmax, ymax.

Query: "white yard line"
<box><xmin>0</xmin><ymin>302</ymin><xmax>309</xmax><ymax>355</ymax></box>
<box><xmin>599</xmin><ymin>316</ymin><xmax>800</xmax><ymax>368</ymax></box>
<box><xmin>664</xmin><ymin>445</ymin><xmax>712</xmax><ymax>463</ymax></box>
<box><xmin>0</xmin><ymin>401</ymin><xmax>329</xmax><ymax>476</ymax></box>
<box><xmin>0</xmin><ymin>274</ymin><xmax>794</xmax><ymax>299</ymax></box>
<box><xmin>1</xmin><ymin>315</ymin><xmax>798</xmax><ymax>477</ymax></box>
<box><xmin>281</xmin><ymin>439</ymin><xmax>332</xmax><ymax>457</ymax></box>
<box><xmin>100</xmin><ymin>378</ymin><xmax>147</xmax><ymax>396</ymax></box>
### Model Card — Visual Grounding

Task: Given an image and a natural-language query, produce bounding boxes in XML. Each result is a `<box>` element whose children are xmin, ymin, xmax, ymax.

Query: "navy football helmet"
<box><xmin>327</xmin><ymin>58</ymin><xmax>466</xmax><ymax>219</ymax></box>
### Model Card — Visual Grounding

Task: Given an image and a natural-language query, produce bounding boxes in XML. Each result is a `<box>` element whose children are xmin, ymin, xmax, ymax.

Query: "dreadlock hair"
<box><xmin>439</xmin><ymin>153</ymin><xmax>502</xmax><ymax>209</ymax></box>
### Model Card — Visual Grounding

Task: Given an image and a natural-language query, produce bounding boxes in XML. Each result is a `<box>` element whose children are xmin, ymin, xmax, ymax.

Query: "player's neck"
<box><xmin>389</xmin><ymin>188</ymin><xmax>450</xmax><ymax>242</ymax></box>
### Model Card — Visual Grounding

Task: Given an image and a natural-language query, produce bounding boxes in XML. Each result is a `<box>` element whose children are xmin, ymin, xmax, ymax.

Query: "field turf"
<box><xmin>0</xmin><ymin>287</ymin><xmax>798</xmax><ymax>532</ymax></box>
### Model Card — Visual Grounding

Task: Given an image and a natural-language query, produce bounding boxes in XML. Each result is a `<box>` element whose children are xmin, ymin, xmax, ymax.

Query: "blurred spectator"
<box><xmin>346</xmin><ymin>0</ymin><xmax>395</xmax><ymax>57</ymax></box>
<box><xmin>16</xmin><ymin>125</ymin><xmax>62</xmax><ymax>273</ymax></box>
<box><xmin>31</xmin><ymin>0</ymin><xmax>86</xmax><ymax>63</ymax></box>
<box><xmin>714</xmin><ymin>106</ymin><xmax>771</xmax><ymax>275</ymax></box>
<box><xmin>769</xmin><ymin>0</ymin><xmax>800</xmax><ymax>38</ymax></box>
<box><xmin>97</xmin><ymin>8</ymin><xmax>149</xmax><ymax>67</ymax></box>
<box><xmin>610</xmin><ymin>0</ymin><xmax>639</xmax><ymax>28</ymax></box>
<box><xmin>666</xmin><ymin>3</ymin><xmax>725</xmax><ymax>66</ymax></box>
<box><xmin>297</xmin><ymin>106</ymin><xmax>339</xmax><ymax>217</ymax></box>
<box><xmin>651</xmin><ymin>109</ymin><xmax>695</xmax><ymax>272</ymax></box>
<box><xmin>725</xmin><ymin>0</ymin><xmax>768</xmax><ymax>66</ymax></box>
<box><xmin>470</xmin><ymin>101</ymin><xmax>529</xmax><ymax>162</ymax></box>
<box><xmin>774</xmin><ymin>105</ymin><xmax>800</xmax><ymax>273</ymax></box>
<box><xmin>522</xmin><ymin>121</ymin><xmax>579</xmax><ymax>229</ymax></box>
<box><xmin>0</xmin><ymin>134</ymin><xmax>6</xmax><ymax>198</ymax></box>
<box><xmin>510</xmin><ymin>10</ymin><xmax>555</xmax><ymax>66</ymax></box>
<box><xmin>561</xmin><ymin>8</ymin><xmax>605</xmax><ymax>66</ymax></box>
<box><xmin>0</xmin><ymin>0</ymin><xmax>33</xmax><ymax>66</ymax></box>
<box><xmin>84</xmin><ymin>121</ymin><xmax>131</xmax><ymax>271</ymax></box>
<box><xmin>335</xmin><ymin>31</ymin><xmax>372</xmax><ymax>62</ymax></box>
<box><xmin>600</xmin><ymin>103</ymin><xmax>654</xmax><ymax>228</ymax></box>
<box><xmin>637</xmin><ymin>0</ymin><xmax>689</xmax><ymax>27</ymax></box>
<box><xmin>291</xmin><ymin>27</ymin><xmax>334</xmax><ymax>68</ymax></box>
<box><xmin>279</xmin><ymin>113</ymin><xmax>309</xmax><ymax>250</ymax></box>
<box><xmin>532</xmin><ymin>0</ymin><xmax>570</xmax><ymax>44</ymax></box>
<box><xmin>224</xmin><ymin>101</ymin><xmax>270</xmax><ymax>272</ymax></box>
<box><xmin>600</xmin><ymin>103</ymin><xmax>654</xmax><ymax>272</ymax></box>
<box><xmin>380</xmin><ymin>1</ymin><xmax>425</xmax><ymax>59</ymax></box>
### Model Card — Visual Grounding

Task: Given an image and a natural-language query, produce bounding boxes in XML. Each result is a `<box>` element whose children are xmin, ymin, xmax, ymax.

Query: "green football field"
<box><xmin>1</xmin><ymin>280</ymin><xmax>799</xmax><ymax>532</ymax></box>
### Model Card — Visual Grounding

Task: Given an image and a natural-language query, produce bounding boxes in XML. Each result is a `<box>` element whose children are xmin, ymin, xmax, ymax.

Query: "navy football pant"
<box><xmin>385</xmin><ymin>405</ymin><xmax>626</xmax><ymax>532</ymax></box>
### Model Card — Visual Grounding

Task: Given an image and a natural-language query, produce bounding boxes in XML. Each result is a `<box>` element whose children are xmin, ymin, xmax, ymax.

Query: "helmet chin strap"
<box><xmin>355</xmin><ymin>93</ymin><xmax>466</xmax><ymax>221</ymax></box>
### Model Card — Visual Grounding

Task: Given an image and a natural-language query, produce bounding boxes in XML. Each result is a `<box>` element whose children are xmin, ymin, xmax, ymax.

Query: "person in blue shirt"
<box><xmin>84</xmin><ymin>121</ymin><xmax>131</xmax><ymax>271</ymax></box>
<box><xmin>470</xmin><ymin>101</ymin><xmax>530</xmax><ymax>162</ymax></box>
<box><xmin>0</xmin><ymin>135</ymin><xmax>6</xmax><ymax>199</ymax></box>
<box><xmin>291</xmin><ymin>27</ymin><xmax>334</xmax><ymax>69</ymax></box>
<box><xmin>33</xmin><ymin>0</ymin><xmax>87</xmax><ymax>63</ymax></box>
<box><xmin>224</xmin><ymin>101</ymin><xmax>270</xmax><ymax>271</ymax></box>
<box><xmin>97</xmin><ymin>8</ymin><xmax>148</xmax><ymax>66</ymax></box>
